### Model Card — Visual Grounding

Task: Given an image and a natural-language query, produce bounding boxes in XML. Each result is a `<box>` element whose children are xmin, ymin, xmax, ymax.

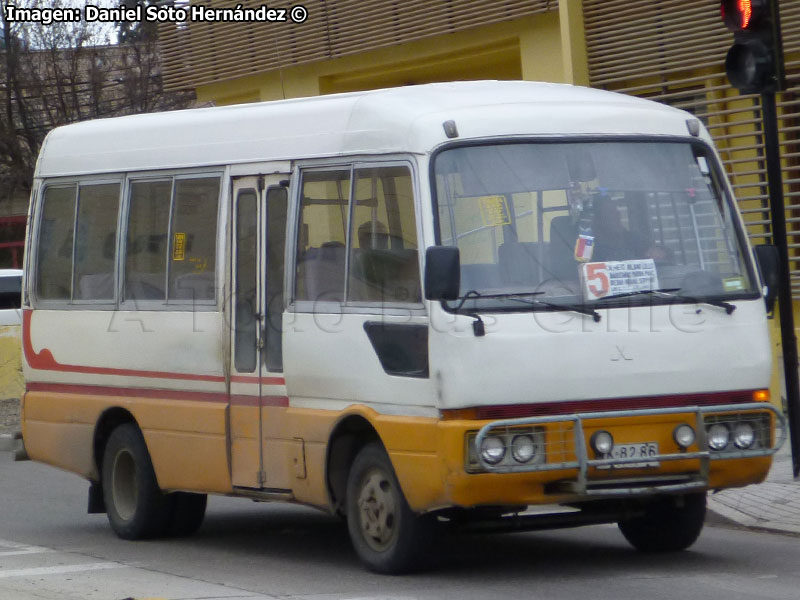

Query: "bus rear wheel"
<box><xmin>346</xmin><ymin>442</ymin><xmax>431</xmax><ymax>574</ymax></box>
<box><xmin>618</xmin><ymin>492</ymin><xmax>706</xmax><ymax>552</ymax></box>
<box><xmin>101</xmin><ymin>424</ymin><xmax>173</xmax><ymax>540</ymax></box>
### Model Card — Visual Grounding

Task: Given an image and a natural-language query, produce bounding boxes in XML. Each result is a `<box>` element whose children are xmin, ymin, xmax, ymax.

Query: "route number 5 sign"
<box><xmin>580</xmin><ymin>259</ymin><xmax>659</xmax><ymax>301</ymax></box>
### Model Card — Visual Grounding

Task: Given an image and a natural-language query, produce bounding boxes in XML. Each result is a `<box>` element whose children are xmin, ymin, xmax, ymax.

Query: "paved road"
<box><xmin>2</xmin><ymin>451</ymin><xmax>800</xmax><ymax>600</ymax></box>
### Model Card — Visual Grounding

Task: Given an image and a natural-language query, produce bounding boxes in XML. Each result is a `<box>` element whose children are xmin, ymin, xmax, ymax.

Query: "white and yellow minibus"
<box><xmin>20</xmin><ymin>81</ymin><xmax>785</xmax><ymax>573</ymax></box>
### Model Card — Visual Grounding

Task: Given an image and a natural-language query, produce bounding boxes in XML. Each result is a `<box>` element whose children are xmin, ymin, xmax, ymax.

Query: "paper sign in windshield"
<box><xmin>580</xmin><ymin>259</ymin><xmax>659</xmax><ymax>301</ymax></box>
<box><xmin>479</xmin><ymin>195</ymin><xmax>511</xmax><ymax>227</ymax></box>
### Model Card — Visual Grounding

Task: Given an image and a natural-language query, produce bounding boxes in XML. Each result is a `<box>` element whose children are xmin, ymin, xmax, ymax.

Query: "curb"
<box><xmin>707</xmin><ymin>494</ymin><xmax>800</xmax><ymax>536</ymax></box>
<box><xmin>0</xmin><ymin>431</ymin><xmax>27</xmax><ymax>460</ymax></box>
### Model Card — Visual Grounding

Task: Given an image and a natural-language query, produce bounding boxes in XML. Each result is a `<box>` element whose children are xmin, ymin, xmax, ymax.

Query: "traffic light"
<box><xmin>721</xmin><ymin>0</ymin><xmax>786</xmax><ymax>93</ymax></box>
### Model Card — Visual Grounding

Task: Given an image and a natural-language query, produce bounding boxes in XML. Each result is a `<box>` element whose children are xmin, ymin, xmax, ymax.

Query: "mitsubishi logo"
<box><xmin>611</xmin><ymin>346</ymin><xmax>633</xmax><ymax>361</ymax></box>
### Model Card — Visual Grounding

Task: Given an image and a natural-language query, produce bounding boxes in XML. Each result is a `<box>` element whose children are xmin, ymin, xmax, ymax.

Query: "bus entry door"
<box><xmin>229</xmin><ymin>175</ymin><xmax>288</xmax><ymax>489</ymax></box>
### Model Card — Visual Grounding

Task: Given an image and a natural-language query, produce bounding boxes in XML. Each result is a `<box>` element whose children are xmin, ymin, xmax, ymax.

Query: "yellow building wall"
<box><xmin>196</xmin><ymin>2</ymin><xmax>590</xmax><ymax>105</ymax></box>
<box><xmin>0</xmin><ymin>325</ymin><xmax>23</xmax><ymax>402</ymax></box>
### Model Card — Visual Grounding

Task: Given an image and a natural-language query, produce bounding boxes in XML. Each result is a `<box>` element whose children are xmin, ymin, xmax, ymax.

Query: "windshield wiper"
<box><xmin>601</xmin><ymin>288</ymin><xmax>736</xmax><ymax>315</ymax></box>
<box><xmin>601</xmin><ymin>288</ymin><xmax>681</xmax><ymax>301</ymax></box>
<box><xmin>504</xmin><ymin>295</ymin><xmax>602</xmax><ymax>323</ymax></box>
<box><xmin>454</xmin><ymin>290</ymin><xmax>601</xmax><ymax>324</ymax></box>
<box><xmin>453</xmin><ymin>290</ymin><xmax>598</xmax><ymax>335</ymax></box>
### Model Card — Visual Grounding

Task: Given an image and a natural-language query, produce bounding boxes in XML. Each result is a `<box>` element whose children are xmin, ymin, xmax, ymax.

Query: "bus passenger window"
<box><xmin>295</xmin><ymin>169</ymin><xmax>351</xmax><ymax>303</ymax></box>
<box><xmin>125</xmin><ymin>180</ymin><xmax>171</xmax><ymax>301</ymax></box>
<box><xmin>168</xmin><ymin>177</ymin><xmax>220</xmax><ymax>302</ymax></box>
<box><xmin>265</xmin><ymin>186</ymin><xmax>287</xmax><ymax>372</ymax></box>
<box><xmin>74</xmin><ymin>183</ymin><xmax>120</xmax><ymax>300</ymax></box>
<box><xmin>348</xmin><ymin>166</ymin><xmax>420</xmax><ymax>303</ymax></box>
<box><xmin>36</xmin><ymin>185</ymin><xmax>77</xmax><ymax>300</ymax></box>
<box><xmin>235</xmin><ymin>190</ymin><xmax>258</xmax><ymax>373</ymax></box>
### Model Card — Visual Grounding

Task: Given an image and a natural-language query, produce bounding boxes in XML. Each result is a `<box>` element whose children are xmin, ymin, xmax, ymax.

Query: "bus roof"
<box><xmin>35</xmin><ymin>80</ymin><xmax>700</xmax><ymax>178</ymax></box>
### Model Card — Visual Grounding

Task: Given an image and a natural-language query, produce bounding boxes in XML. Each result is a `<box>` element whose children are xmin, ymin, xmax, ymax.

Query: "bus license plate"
<box><xmin>598</xmin><ymin>442</ymin><xmax>659</xmax><ymax>469</ymax></box>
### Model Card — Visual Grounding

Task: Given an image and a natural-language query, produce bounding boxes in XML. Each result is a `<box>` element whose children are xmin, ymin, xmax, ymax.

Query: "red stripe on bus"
<box><xmin>471</xmin><ymin>390</ymin><xmax>758</xmax><ymax>420</ymax></box>
<box><xmin>26</xmin><ymin>382</ymin><xmax>227</xmax><ymax>403</ymax></box>
<box><xmin>22</xmin><ymin>310</ymin><xmax>225</xmax><ymax>384</ymax></box>
<box><xmin>230</xmin><ymin>375</ymin><xmax>286</xmax><ymax>385</ymax></box>
<box><xmin>26</xmin><ymin>382</ymin><xmax>289</xmax><ymax>407</ymax></box>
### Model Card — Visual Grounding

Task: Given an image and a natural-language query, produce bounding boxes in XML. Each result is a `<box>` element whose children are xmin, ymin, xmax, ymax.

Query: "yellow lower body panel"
<box><xmin>22</xmin><ymin>390</ymin><xmax>232</xmax><ymax>494</ymax></box>
<box><xmin>21</xmin><ymin>390</ymin><xmax>777</xmax><ymax>515</ymax></box>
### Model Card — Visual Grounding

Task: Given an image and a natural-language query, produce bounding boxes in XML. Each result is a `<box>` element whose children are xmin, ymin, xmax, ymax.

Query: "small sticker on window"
<box><xmin>723</xmin><ymin>277</ymin><xmax>745</xmax><ymax>291</ymax></box>
<box><xmin>173</xmin><ymin>232</ymin><xmax>186</xmax><ymax>261</ymax></box>
<box><xmin>479</xmin><ymin>195</ymin><xmax>511</xmax><ymax>227</ymax></box>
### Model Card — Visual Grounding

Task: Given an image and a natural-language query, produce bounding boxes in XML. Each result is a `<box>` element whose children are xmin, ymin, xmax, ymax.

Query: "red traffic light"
<box><xmin>721</xmin><ymin>0</ymin><xmax>756</xmax><ymax>31</ymax></box>
<box><xmin>720</xmin><ymin>0</ymin><xmax>785</xmax><ymax>93</ymax></box>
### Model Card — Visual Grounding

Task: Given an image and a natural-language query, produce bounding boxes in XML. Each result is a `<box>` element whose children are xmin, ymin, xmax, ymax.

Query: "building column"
<box><xmin>559</xmin><ymin>0</ymin><xmax>590</xmax><ymax>86</ymax></box>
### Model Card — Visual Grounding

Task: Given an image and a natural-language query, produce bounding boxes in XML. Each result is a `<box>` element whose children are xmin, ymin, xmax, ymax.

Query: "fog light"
<box><xmin>480</xmin><ymin>436</ymin><xmax>506</xmax><ymax>464</ymax></box>
<box><xmin>707</xmin><ymin>423</ymin><xmax>730</xmax><ymax>451</ymax></box>
<box><xmin>733</xmin><ymin>422</ymin><xmax>756</xmax><ymax>449</ymax></box>
<box><xmin>673</xmin><ymin>424</ymin><xmax>696</xmax><ymax>449</ymax></box>
<box><xmin>511</xmin><ymin>435</ymin><xmax>536</xmax><ymax>463</ymax></box>
<box><xmin>590</xmin><ymin>430</ymin><xmax>614</xmax><ymax>455</ymax></box>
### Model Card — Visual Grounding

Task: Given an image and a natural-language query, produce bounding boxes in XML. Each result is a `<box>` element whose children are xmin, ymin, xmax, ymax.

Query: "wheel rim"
<box><xmin>111</xmin><ymin>449</ymin><xmax>138</xmax><ymax>521</ymax></box>
<box><xmin>356</xmin><ymin>467</ymin><xmax>398</xmax><ymax>552</ymax></box>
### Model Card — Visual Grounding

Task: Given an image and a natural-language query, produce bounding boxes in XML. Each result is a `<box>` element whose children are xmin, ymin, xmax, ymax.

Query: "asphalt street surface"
<box><xmin>2</xmin><ymin>450</ymin><xmax>800</xmax><ymax>600</ymax></box>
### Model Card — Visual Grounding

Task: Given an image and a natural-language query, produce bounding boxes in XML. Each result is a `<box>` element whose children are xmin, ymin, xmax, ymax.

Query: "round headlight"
<box><xmin>733</xmin><ymin>422</ymin><xmax>756</xmax><ymax>449</ymax></box>
<box><xmin>480</xmin><ymin>436</ymin><xmax>506</xmax><ymax>465</ymax></box>
<box><xmin>707</xmin><ymin>423</ymin><xmax>730</xmax><ymax>451</ymax></box>
<box><xmin>590</xmin><ymin>430</ymin><xmax>614</xmax><ymax>455</ymax></box>
<box><xmin>511</xmin><ymin>435</ymin><xmax>536</xmax><ymax>463</ymax></box>
<box><xmin>673</xmin><ymin>424</ymin><xmax>696</xmax><ymax>449</ymax></box>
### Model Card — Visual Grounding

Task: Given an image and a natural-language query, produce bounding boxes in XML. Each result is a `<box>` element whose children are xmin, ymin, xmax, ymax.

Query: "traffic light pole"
<box><xmin>761</xmin><ymin>91</ymin><xmax>800</xmax><ymax>477</ymax></box>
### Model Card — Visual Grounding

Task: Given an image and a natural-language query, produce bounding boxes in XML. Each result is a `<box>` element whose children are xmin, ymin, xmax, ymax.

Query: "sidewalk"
<box><xmin>707</xmin><ymin>435</ymin><xmax>800</xmax><ymax>535</ymax></box>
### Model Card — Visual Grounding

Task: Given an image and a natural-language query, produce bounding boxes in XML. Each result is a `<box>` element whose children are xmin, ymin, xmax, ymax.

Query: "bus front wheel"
<box><xmin>101</xmin><ymin>423</ymin><xmax>173</xmax><ymax>540</ymax></box>
<box><xmin>618</xmin><ymin>492</ymin><xmax>706</xmax><ymax>552</ymax></box>
<box><xmin>345</xmin><ymin>442</ymin><xmax>431</xmax><ymax>574</ymax></box>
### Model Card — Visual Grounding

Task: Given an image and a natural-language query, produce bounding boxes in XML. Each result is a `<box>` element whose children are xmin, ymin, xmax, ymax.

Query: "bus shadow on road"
<box><xmin>181</xmin><ymin>501</ymin><xmax>732</xmax><ymax>576</ymax></box>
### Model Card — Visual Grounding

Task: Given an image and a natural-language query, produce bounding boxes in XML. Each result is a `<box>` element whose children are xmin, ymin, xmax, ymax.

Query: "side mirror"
<box><xmin>754</xmin><ymin>244</ymin><xmax>780</xmax><ymax>313</ymax></box>
<box><xmin>424</xmin><ymin>246</ymin><xmax>460</xmax><ymax>301</ymax></box>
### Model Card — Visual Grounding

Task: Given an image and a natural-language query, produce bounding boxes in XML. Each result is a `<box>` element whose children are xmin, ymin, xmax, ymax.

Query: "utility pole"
<box><xmin>720</xmin><ymin>0</ymin><xmax>800</xmax><ymax>475</ymax></box>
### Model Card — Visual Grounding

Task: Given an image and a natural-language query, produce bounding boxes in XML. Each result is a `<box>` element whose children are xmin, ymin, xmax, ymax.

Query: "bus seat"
<box><xmin>172</xmin><ymin>272</ymin><xmax>216</xmax><ymax>300</ymax></box>
<box><xmin>549</xmin><ymin>216</ymin><xmax>579</xmax><ymax>282</ymax></box>
<box><xmin>77</xmin><ymin>273</ymin><xmax>115</xmax><ymax>300</ymax></box>
<box><xmin>125</xmin><ymin>272</ymin><xmax>166</xmax><ymax>300</ymax></box>
<box><xmin>303</xmin><ymin>241</ymin><xmax>345</xmax><ymax>302</ymax></box>
<box><xmin>350</xmin><ymin>248</ymin><xmax>421</xmax><ymax>302</ymax></box>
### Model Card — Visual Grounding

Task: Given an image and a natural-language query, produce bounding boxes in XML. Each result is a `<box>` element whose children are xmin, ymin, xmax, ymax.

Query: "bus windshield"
<box><xmin>433</xmin><ymin>140</ymin><xmax>757</xmax><ymax>310</ymax></box>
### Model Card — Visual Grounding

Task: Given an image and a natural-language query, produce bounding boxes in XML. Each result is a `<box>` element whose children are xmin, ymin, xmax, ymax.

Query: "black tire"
<box><xmin>101</xmin><ymin>423</ymin><xmax>173</xmax><ymax>540</ymax></box>
<box><xmin>346</xmin><ymin>442</ymin><xmax>431</xmax><ymax>574</ymax></box>
<box><xmin>618</xmin><ymin>492</ymin><xmax>706</xmax><ymax>553</ymax></box>
<box><xmin>167</xmin><ymin>492</ymin><xmax>207</xmax><ymax>537</ymax></box>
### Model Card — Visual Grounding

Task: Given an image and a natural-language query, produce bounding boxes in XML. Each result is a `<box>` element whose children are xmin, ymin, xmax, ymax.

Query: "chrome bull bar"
<box><xmin>473</xmin><ymin>402</ymin><xmax>787</xmax><ymax>496</ymax></box>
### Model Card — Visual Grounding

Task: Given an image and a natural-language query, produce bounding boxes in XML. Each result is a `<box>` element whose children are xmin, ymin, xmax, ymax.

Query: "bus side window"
<box><xmin>125</xmin><ymin>180</ymin><xmax>171</xmax><ymax>302</ymax></box>
<box><xmin>348</xmin><ymin>165</ymin><xmax>420</xmax><ymax>303</ymax></box>
<box><xmin>74</xmin><ymin>183</ymin><xmax>120</xmax><ymax>301</ymax></box>
<box><xmin>295</xmin><ymin>169</ymin><xmax>351</xmax><ymax>303</ymax></box>
<box><xmin>36</xmin><ymin>185</ymin><xmax>77</xmax><ymax>301</ymax></box>
<box><xmin>169</xmin><ymin>177</ymin><xmax>220</xmax><ymax>302</ymax></box>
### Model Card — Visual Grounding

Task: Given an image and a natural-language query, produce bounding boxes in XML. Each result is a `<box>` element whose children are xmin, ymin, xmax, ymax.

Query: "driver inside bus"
<box><xmin>591</xmin><ymin>200</ymin><xmax>669</xmax><ymax>263</ymax></box>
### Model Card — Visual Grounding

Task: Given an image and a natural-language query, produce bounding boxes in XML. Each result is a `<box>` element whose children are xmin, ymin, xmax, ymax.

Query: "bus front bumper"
<box><xmin>427</xmin><ymin>402</ymin><xmax>786</xmax><ymax>509</ymax></box>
